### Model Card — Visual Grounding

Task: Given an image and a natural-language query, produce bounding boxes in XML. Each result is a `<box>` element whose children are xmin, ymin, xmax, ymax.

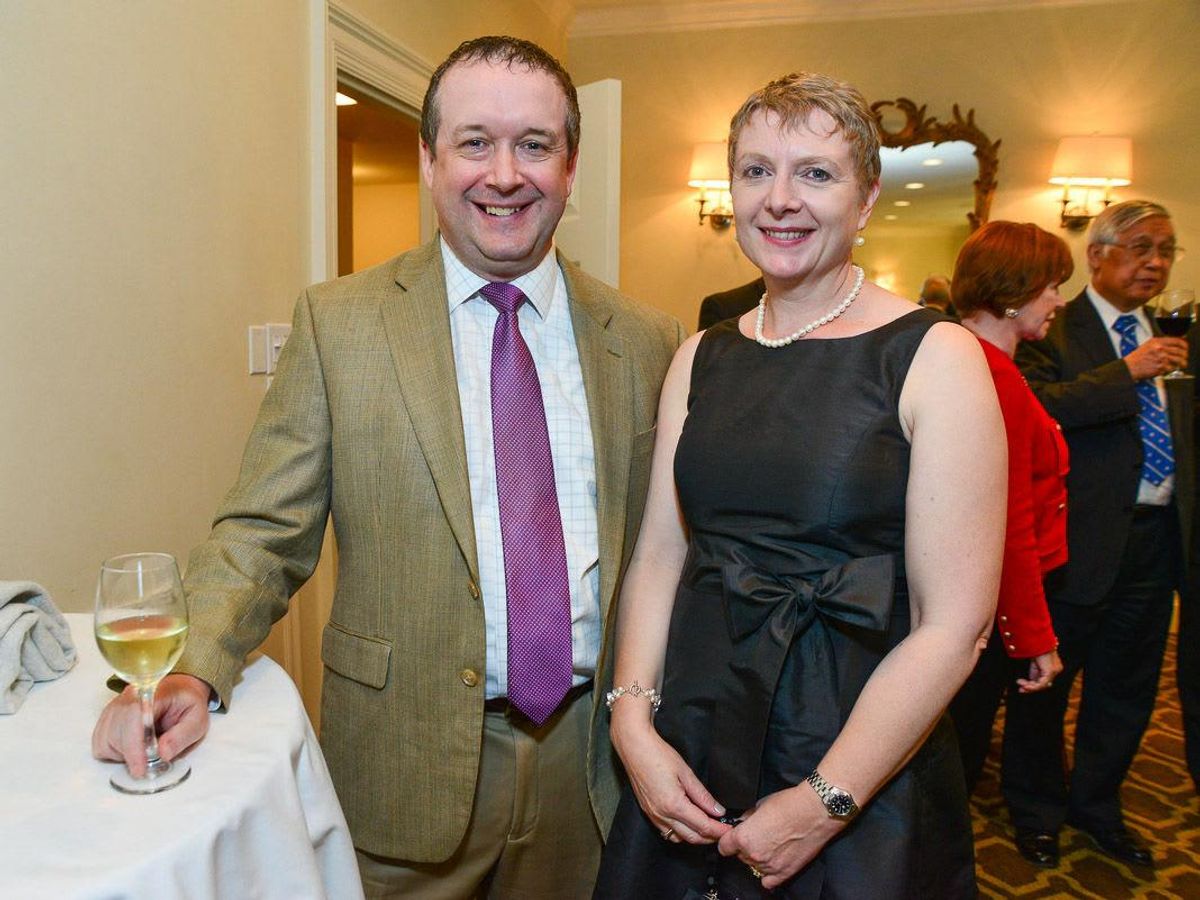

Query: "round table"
<box><xmin>0</xmin><ymin>614</ymin><xmax>364</xmax><ymax>899</ymax></box>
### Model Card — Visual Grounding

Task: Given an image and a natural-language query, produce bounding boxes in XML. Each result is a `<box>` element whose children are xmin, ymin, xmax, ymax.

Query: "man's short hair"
<box><xmin>920</xmin><ymin>275</ymin><xmax>951</xmax><ymax>307</ymax></box>
<box><xmin>1087</xmin><ymin>199</ymin><xmax>1172</xmax><ymax>258</ymax></box>
<box><xmin>726</xmin><ymin>72</ymin><xmax>881</xmax><ymax>201</ymax></box>
<box><xmin>420</xmin><ymin>35</ymin><xmax>580</xmax><ymax>159</ymax></box>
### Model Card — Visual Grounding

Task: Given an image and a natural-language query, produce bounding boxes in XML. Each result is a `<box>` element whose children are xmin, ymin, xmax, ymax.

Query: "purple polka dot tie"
<box><xmin>480</xmin><ymin>282</ymin><xmax>573</xmax><ymax>726</ymax></box>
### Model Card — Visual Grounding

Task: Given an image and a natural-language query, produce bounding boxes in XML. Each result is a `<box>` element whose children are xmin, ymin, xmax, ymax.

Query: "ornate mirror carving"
<box><xmin>870</xmin><ymin>98</ymin><xmax>1001</xmax><ymax>230</ymax></box>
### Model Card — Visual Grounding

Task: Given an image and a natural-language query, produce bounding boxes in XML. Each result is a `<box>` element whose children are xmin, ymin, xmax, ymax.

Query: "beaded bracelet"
<box><xmin>605</xmin><ymin>680</ymin><xmax>662</xmax><ymax>713</ymax></box>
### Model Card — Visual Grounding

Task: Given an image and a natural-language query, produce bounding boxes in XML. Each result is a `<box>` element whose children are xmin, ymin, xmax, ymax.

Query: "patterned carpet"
<box><xmin>971</xmin><ymin>631</ymin><xmax>1200</xmax><ymax>898</ymax></box>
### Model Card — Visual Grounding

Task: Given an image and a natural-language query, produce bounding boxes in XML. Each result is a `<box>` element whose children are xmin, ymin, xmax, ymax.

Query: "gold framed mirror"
<box><xmin>870</xmin><ymin>98</ymin><xmax>1001</xmax><ymax>231</ymax></box>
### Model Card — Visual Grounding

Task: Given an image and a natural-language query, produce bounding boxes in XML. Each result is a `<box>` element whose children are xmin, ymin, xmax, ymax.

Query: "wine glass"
<box><xmin>1151</xmin><ymin>288</ymin><xmax>1195</xmax><ymax>380</ymax></box>
<box><xmin>94</xmin><ymin>552</ymin><xmax>191</xmax><ymax>794</ymax></box>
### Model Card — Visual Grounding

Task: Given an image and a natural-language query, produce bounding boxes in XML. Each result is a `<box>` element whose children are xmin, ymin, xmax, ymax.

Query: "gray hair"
<box><xmin>1087</xmin><ymin>199</ymin><xmax>1171</xmax><ymax>247</ymax></box>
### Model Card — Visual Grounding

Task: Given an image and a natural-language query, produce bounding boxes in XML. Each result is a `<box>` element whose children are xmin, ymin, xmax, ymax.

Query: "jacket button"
<box><xmin>1003</xmin><ymin>631</ymin><xmax>1013</xmax><ymax>638</ymax></box>
<box><xmin>1058</xmin><ymin>502</ymin><xmax>1066</xmax><ymax>511</ymax></box>
<box><xmin>460</xmin><ymin>669</ymin><xmax>479</xmax><ymax>687</ymax></box>
<box><xmin>999</xmin><ymin>615</ymin><xmax>1008</xmax><ymax>623</ymax></box>
<box><xmin>468</xmin><ymin>580</ymin><xmax>481</xmax><ymax>601</ymax></box>
<box><xmin>1008</xmin><ymin>644</ymin><xmax>1017</xmax><ymax>652</ymax></box>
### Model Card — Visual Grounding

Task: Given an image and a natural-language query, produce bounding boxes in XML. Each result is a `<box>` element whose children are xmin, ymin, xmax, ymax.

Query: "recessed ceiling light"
<box><xmin>884</xmin><ymin>214</ymin><xmax>898</xmax><ymax>220</ymax></box>
<box><xmin>904</xmin><ymin>182</ymin><xmax>925</xmax><ymax>190</ymax></box>
<box><xmin>922</xmin><ymin>158</ymin><xmax>943</xmax><ymax>167</ymax></box>
<box><xmin>335</xmin><ymin>92</ymin><xmax>358</xmax><ymax>106</ymax></box>
<box><xmin>893</xmin><ymin>200</ymin><xmax>912</xmax><ymax>207</ymax></box>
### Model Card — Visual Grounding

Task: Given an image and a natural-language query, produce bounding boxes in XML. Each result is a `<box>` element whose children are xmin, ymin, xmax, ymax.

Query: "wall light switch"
<box><xmin>248</xmin><ymin>325</ymin><xmax>268</xmax><ymax>374</ymax></box>
<box><xmin>265</xmin><ymin>323</ymin><xmax>292</xmax><ymax>374</ymax></box>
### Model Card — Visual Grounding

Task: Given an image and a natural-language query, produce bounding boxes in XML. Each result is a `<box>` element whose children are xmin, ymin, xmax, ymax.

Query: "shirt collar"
<box><xmin>1086</xmin><ymin>282</ymin><xmax>1150</xmax><ymax>333</ymax></box>
<box><xmin>439</xmin><ymin>236</ymin><xmax>559</xmax><ymax>319</ymax></box>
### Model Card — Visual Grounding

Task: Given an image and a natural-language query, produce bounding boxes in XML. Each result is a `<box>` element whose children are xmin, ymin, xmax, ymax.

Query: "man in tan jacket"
<box><xmin>93</xmin><ymin>36</ymin><xmax>682</xmax><ymax>897</ymax></box>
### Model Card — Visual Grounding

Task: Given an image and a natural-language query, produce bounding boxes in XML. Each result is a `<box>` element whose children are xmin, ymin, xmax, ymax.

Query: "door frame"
<box><xmin>310</xmin><ymin>1</ymin><xmax>435</xmax><ymax>285</ymax></box>
<box><xmin>277</xmin><ymin>2</ymin><xmax>434</xmax><ymax>716</ymax></box>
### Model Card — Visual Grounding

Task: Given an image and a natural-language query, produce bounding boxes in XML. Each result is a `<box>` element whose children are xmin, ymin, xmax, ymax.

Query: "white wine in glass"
<box><xmin>94</xmin><ymin>552</ymin><xmax>191</xmax><ymax>794</ymax></box>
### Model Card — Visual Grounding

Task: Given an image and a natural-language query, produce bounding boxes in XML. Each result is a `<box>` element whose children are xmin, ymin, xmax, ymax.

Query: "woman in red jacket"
<box><xmin>947</xmin><ymin>221</ymin><xmax>1072</xmax><ymax>796</ymax></box>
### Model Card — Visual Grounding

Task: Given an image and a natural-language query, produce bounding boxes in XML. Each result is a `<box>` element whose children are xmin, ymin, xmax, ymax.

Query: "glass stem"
<box><xmin>138</xmin><ymin>685</ymin><xmax>163</xmax><ymax>768</ymax></box>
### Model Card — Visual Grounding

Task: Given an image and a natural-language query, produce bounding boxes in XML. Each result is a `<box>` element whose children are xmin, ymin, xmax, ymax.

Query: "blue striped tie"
<box><xmin>1113</xmin><ymin>314</ymin><xmax>1175</xmax><ymax>485</ymax></box>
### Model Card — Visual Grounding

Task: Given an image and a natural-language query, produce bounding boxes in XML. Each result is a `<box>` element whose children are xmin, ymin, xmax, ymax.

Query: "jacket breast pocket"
<box><xmin>321</xmin><ymin>620</ymin><xmax>392</xmax><ymax>689</ymax></box>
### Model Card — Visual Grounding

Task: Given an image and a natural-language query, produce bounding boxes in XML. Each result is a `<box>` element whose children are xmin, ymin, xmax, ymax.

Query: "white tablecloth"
<box><xmin>0</xmin><ymin>614</ymin><xmax>364</xmax><ymax>900</ymax></box>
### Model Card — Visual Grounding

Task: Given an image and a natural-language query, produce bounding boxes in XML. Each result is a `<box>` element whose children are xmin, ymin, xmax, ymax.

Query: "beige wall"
<box><xmin>1</xmin><ymin>1</ymin><xmax>312</xmax><ymax>610</ymax></box>
<box><xmin>569</xmin><ymin>0</ymin><xmax>1199</xmax><ymax>327</ymax></box>
<box><xmin>0</xmin><ymin>0</ymin><xmax>564</xmax><ymax>616</ymax></box>
<box><xmin>354</xmin><ymin>182</ymin><xmax>423</xmax><ymax>270</ymax></box>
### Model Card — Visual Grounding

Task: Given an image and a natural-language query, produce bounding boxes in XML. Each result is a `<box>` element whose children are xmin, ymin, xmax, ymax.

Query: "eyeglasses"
<box><xmin>1103</xmin><ymin>240</ymin><xmax>1185</xmax><ymax>263</ymax></box>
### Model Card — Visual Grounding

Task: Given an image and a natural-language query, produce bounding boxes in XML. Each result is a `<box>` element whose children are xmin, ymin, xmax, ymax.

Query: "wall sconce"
<box><xmin>688</xmin><ymin>142</ymin><xmax>733</xmax><ymax>230</ymax></box>
<box><xmin>1048</xmin><ymin>136</ymin><xmax>1132</xmax><ymax>231</ymax></box>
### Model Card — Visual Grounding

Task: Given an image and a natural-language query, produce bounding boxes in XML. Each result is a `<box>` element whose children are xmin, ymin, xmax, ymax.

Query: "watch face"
<box><xmin>827</xmin><ymin>789</ymin><xmax>857</xmax><ymax>818</ymax></box>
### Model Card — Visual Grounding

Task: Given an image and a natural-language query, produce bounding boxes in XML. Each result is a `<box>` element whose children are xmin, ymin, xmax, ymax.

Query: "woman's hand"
<box><xmin>1015</xmin><ymin>649</ymin><xmax>1063</xmax><ymax>693</ymax></box>
<box><xmin>612</xmin><ymin>716</ymin><xmax>731</xmax><ymax>845</ymax></box>
<box><xmin>717</xmin><ymin>785</ymin><xmax>843</xmax><ymax>890</ymax></box>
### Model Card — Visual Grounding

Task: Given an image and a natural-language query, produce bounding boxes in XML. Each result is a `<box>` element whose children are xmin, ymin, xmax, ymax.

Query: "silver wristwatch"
<box><xmin>806</xmin><ymin>770</ymin><xmax>860</xmax><ymax>820</ymax></box>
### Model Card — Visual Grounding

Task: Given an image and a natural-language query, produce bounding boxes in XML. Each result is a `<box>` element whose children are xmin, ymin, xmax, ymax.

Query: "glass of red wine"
<box><xmin>1151</xmin><ymin>289</ymin><xmax>1195</xmax><ymax>380</ymax></box>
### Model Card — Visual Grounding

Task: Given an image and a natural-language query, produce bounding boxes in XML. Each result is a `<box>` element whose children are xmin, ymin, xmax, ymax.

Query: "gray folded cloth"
<box><xmin>0</xmin><ymin>581</ymin><xmax>77</xmax><ymax>714</ymax></box>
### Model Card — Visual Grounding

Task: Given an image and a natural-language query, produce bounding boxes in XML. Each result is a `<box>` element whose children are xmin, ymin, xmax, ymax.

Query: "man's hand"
<box><xmin>92</xmin><ymin>673</ymin><xmax>213</xmax><ymax>776</ymax></box>
<box><xmin>1124</xmin><ymin>336</ymin><xmax>1189</xmax><ymax>380</ymax></box>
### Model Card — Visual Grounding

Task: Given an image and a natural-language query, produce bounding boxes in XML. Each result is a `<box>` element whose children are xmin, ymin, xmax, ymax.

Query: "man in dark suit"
<box><xmin>697</xmin><ymin>277</ymin><xmax>764</xmax><ymax>330</ymax></box>
<box><xmin>918</xmin><ymin>273</ymin><xmax>957</xmax><ymax>318</ymax></box>
<box><xmin>1009</xmin><ymin>200</ymin><xmax>1189</xmax><ymax>869</ymax></box>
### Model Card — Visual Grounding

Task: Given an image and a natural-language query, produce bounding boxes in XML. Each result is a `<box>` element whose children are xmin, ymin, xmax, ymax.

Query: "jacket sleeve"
<box><xmin>992</xmin><ymin>364</ymin><xmax>1058</xmax><ymax>658</ymax></box>
<box><xmin>175</xmin><ymin>288</ymin><xmax>333</xmax><ymax>707</ymax></box>
<box><xmin>1015</xmin><ymin>335</ymin><xmax>1138</xmax><ymax>430</ymax></box>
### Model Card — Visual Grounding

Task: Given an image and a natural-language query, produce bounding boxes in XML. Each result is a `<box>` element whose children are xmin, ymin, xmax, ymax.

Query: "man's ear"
<box><xmin>419</xmin><ymin>140</ymin><xmax>435</xmax><ymax>188</ymax></box>
<box><xmin>564</xmin><ymin>148</ymin><xmax>580</xmax><ymax>195</ymax></box>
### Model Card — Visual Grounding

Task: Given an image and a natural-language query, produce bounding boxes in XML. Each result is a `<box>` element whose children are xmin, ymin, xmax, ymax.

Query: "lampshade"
<box><xmin>1048</xmin><ymin>136</ymin><xmax>1132</xmax><ymax>187</ymax></box>
<box><xmin>688</xmin><ymin>142</ymin><xmax>729</xmax><ymax>189</ymax></box>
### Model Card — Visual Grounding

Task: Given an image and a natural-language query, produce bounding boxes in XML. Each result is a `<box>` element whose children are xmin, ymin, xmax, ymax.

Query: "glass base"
<box><xmin>1164</xmin><ymin>371</ymin><xmax>1194</xmax><ymax>380</ymax></box>
<box><xmin>110</xmin><ymin>757</ymin><xmax>191</xmax><ymax>795</ymax></box>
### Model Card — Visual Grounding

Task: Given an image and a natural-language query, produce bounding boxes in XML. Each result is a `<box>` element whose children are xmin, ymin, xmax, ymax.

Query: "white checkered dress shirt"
<box><xmin>441</xmin><ymin>239</ymin><xmax>601</xmax><ymax>699</ymax></box>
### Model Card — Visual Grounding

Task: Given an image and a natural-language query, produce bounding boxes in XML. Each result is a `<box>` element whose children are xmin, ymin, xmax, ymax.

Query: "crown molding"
<box><xmin>569</xmin><ymin>0</ymin><xmax>1127</xmax><ymax>39</ymax></box>
<box><xmin>328</xmin><ymin>2</ymin><xmax>432</xmax><ymax>112</ymax></box>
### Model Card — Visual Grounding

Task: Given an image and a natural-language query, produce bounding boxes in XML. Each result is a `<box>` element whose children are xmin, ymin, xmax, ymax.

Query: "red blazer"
<box><xmin>979</xmin><ymin>338</ymin><xmax>1068</xmax><ymax>658</ymax></box>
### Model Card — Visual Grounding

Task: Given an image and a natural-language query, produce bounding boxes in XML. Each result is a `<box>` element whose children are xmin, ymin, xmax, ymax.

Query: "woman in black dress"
<box><xmin>595</xmin><ymin>73</ymin><xmax>1007</xmax><ymax>898</ymax></box>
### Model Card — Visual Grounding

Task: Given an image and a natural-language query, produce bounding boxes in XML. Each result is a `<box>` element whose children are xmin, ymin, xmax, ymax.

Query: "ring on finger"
<box><xmin>660</xmin><ymin>827</ymin><xmax>675</xmax><ymax>840</ymax></box>
<box><xmin>749</xmin><ymin>864</ymin><xmax>763</xmax><ymax>879</ymax></box>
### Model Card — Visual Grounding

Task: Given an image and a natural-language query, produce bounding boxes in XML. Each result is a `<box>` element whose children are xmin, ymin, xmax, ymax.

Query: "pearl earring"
<box><xmin>1004</xmin><ymin>307</ymin><xmax>1019</xmax><ymax>319</ymax></box>
<box><xmin>854</xmin><ymin>234</ymin><xmax>866</xmax><ymax>247</ymax></box>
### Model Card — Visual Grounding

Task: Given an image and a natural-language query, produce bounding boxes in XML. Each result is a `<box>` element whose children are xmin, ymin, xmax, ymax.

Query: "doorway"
<box><xmin>335</xmin><ymin>84</ymin><xmax>422</xmax><ymax>276</ymax></box>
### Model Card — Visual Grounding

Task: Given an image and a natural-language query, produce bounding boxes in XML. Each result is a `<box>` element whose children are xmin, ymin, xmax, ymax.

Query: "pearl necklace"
<box><xmin>754</xmin><ymin>265</ymin><xmax>866</xmax><ymax>348</ymax></box>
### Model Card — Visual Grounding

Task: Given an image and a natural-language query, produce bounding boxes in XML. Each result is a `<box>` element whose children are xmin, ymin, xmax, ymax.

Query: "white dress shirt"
<box><xmin>441</xmin><ymin>239</ymin><xmax>600</xmax><ymax>698</ymax></box>
<box><xmin>1086</xmin><ymin>284</ymin><xmax>1173</xmax><ymax>505</ymax></box>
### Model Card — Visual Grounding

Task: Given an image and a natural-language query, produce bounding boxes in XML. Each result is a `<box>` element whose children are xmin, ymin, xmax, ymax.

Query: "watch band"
<box><xmin>806</xmin><ymin>770</ymin><xmax>860</xmax><ymax>820</ymax></box>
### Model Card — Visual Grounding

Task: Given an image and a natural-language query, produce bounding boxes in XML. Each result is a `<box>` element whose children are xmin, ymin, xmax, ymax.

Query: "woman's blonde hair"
<box><xmin>727</xmin><ymin>72</ymin><xmax>881</xmax><ymax>199</ymax></box>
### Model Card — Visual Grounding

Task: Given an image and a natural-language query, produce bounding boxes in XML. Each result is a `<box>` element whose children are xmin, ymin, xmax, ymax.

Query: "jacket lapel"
<box><xmin>560</xmin><ymin>253</ymin><xmax>631</xmax><ymax>620</ymax></box>
<box><xmin>1068</xmin><ymin>290</ymin><xmax>1121</xmax><ymax>371</ymax></box>
<box><xmin>381</xmin><ymin>241</ymin><xmax>479</xmax><ymax>580</ymax></box>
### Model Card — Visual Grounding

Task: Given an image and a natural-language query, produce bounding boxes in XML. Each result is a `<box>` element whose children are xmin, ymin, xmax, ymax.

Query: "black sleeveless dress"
<box><xmin>594</xmin><ymin>310</ymin><xmax>976</xmax><ymax>900</ymax></box>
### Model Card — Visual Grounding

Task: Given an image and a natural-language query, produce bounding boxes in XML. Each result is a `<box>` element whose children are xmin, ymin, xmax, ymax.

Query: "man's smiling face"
<box><xmin>420</xmin><ymin>60</ymin><xmax>577</xmax><ymax>281</ymax></box>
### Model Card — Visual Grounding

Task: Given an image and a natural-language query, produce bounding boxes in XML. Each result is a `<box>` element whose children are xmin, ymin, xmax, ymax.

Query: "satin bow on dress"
<box><xmin>666</xmin><ymin>549</ymin><xmax>896</xmax><ymax>813</ymax></box>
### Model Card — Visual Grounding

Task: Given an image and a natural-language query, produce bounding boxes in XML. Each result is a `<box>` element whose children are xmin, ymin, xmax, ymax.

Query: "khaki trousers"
<box><xmin>357</xmin><ymin>687</ymin><xmax>602</xmax><ymax>898</ymax></box>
